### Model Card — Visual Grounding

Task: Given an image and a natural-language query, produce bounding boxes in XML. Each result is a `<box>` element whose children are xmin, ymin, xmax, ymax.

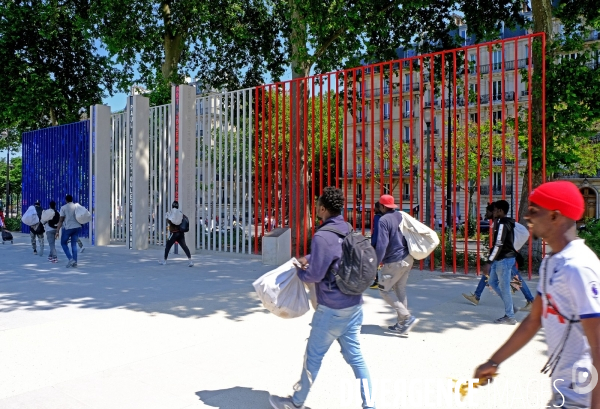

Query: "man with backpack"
<box><xmin>43</xmin><ymin>201</ymin><xmax>60</xmax><ymax>263</ymax></box>
<box><xmin>30</xmin><ymin>200</ymin><xmax>45</xmax><ymax>256</ymax></box>
<box><xmin>375</xmin><ymin>194</ymin><xmax>418</xmax><ymax>335</ymax></box>
<box><xmin>485</xmin><ymin>200</ymin><xmax>521</xmax><ymax>325</ymax></box>
<box><xmin>159</xmin><ymin>201</ymin><xmax>193</xmax><ymax>267</ymax></box>
<box><xmin>269</xmin><ymin>187</ymin><xmax>374</xmax><ymax>409</ymax></box>
<box><xmin>475</xmin><ymin>181</ymin><xmax>600</xmax><ymax>408</ymax></box>
<box><xmin>462</xmin><ymin>202</ymin><xmax>535</xmax><ymax>311</ymax></box>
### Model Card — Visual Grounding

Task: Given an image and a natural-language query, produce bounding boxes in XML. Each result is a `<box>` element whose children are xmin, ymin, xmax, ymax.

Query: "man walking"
<box><xmin>30</xmin><ymin>200</ymin><xmax>45</xmax><ymax>256</ymax></box>
<box><xmin>369</xmin><ymin>201</ymin><xmax>383</xmax><ymax>289</ymax></box>
<box><xmin>269</xmin><ymin>187</ymin><xmax>374</xmax><ymax>409</ymax></box>
<box><xmin>44</xmin><ymin>201</ymin><xmax>60</xmax><ymax>263</ymax></box>
<box><xmin>375</xmin><ymin>194</ymin><xmax>418</xmax><ymax>335</ymax></box>
<box><xmin>55</xmin><ymin>194</ymin><xmax>82</xmax><ymax>268</ymax></box>
<box><xmin>486</xmin><ymin>200</ymin><xmax>520</xmax><ymax>324</ymax></box>
<box><xmin>462</xmin><ymin>202</ymin><xmax>535</xmax><ymax>311</ymax></box>
<box><xmin>475</xmin><ymin>181</ymin><xmax>600</xmax><ymax>408</ymax></box>
<box><xmin>159</xmin><ymin>201</ymin><xmax>193</xmax><ymax>267</ymax></box>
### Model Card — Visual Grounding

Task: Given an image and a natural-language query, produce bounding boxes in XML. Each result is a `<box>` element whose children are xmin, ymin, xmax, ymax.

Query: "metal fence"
<box><xmin>110</xmin><ymin>112</ymin><xmax>127</xmax><ymax>242</ymax></box>
<box><xmin>253</xmin><ymin>33</ymin><xmax>546</xmax><ymax>275</ymax></box>
<box><xmin>22</xmin><ymin>121</ymin><xmax>90</xmax><ymax>237</ymax></box>
<box><xmin>196</xmin><ymin>89</ymin><xmax>254</xmax><ymax>253</ymax></box>
<box><xmin>149</xmin><ymin>104</ymin><xmax>172</xmax><ymax>246</ymax></box>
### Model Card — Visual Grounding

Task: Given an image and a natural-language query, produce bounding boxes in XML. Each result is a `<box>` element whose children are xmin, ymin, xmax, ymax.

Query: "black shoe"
<box><xmin>33</xmin><ymin>250</ymin><xmax>37</xmax><ymax>255</ymax></box>
<box><xmin>369</xmin><ymin>281</ymin><xmax>379</xmax><ymax>289</ymax></box>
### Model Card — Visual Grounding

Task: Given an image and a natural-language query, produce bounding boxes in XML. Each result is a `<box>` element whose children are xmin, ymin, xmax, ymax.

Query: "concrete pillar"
<box><xmin>126</xmin><ymin>95</ymin><xmax>149</xmax><ymax>250</ymax></box>
<box><xmin>89</xmin><ymin>104</ymin><xmax>112</xmax><ymax>246</ymax></box>
<box><xmin>171</xmin><ymin>84</ymin><xmax>197</xmax><ymax>254</ymax></box>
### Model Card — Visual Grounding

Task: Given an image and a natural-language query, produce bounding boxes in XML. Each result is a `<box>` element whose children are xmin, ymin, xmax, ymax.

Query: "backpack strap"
<box><xmin>319</xmin><ymin>222</ymin><xmax>352</xmax><ymax>238</ymax></box>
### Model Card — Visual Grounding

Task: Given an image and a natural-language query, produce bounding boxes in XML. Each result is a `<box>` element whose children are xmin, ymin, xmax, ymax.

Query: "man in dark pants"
<box><xmin>269</xmin><ymin>187</ymin><xmax>374</xmax><ymax>409</ymax></box>
<box><xmin>159</xmin><ymin>201</ymin><xmax>193</xmax><ymax>267</ymax></box>
<box><xmin>369</xmin><ymin>201</ymin><xmax>383</xmax><ymax>289</ymax></box>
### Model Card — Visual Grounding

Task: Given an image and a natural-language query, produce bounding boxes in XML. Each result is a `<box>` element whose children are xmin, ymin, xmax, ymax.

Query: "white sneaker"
<box><xmin>188</xmin><ymin>260</ymin><xmax>194</xmax><ymax>267</ymax></box>
<box><xmin>158</xmin><ymin>259</ymin><xmax>167</xmax><ymax>265</ymax></box>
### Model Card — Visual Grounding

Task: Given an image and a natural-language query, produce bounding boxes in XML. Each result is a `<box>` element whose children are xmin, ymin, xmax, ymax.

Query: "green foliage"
<box><xmin>579</xmin><ymin>218</ymin><xmax>600</xmax><ymax>257</ymax></box>
<box><xmin>4</xmin><ymin>217</ymin><xmax>20</xmax><ymax>232</ymax></box>
<box><xmin>0</xmin><ymin>157</ymin><xmax>22</xmax><ymax>199</ymax></box>
<box><xmin>0</xmin><ymin>0</ymin><xmax>120</xmax><ymax>134</ymax></box>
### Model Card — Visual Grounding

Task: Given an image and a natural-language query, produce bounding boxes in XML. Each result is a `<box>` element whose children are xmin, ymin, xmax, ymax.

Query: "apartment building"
<box><xmin>346</xmin><ymin>12</ymin><xmax>600</xmax><ymax>225</ymax></box>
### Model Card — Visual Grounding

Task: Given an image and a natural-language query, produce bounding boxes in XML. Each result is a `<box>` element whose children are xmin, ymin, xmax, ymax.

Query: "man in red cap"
<box><xmin>375</xmin><ymin>194</ymin><xmax>419</xmax><ymax>335</ymax></box>
<box><xmin>475</xmin><ymin>181</ymin><xmax>600</xmax><ymax>408</ymax></box>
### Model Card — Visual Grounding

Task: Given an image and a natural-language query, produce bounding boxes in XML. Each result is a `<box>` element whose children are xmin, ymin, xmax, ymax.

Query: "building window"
<box><xmin>383</xmin><ymin>128</ymin><xmax>390</xmax><ymax>144</ymax></box>
<box><xmin>493</xmin><ymin>172</ymin><xmax>502</xmax><ymax>190</ymax></box>
<box><xmin>357</xmin><ymin>163</ymin><xmax>362</xmax><ymax>173</ymax></box>
<box><xmin>384</xmin><ymin>160</ymin><xmax>390</xmax><ymax>171</ymax></box>
<box><xmin>383</xmin><ymin>103</ymin><xmax>390</xmax><ymax>119</ymax></box>
<box><xmin>492</xmin><ymin>80</ymin><xmax>502</xmax><ymax>101</ymax></box>
<box><xmin>357</xmin><ymin>130</ymin><xmax>362</xmax><ymax>146</ymax></box>
<box><xmin>383</xmin><ymin>80</ymin><xmax>390</xmax><ymax>95</ymax></box>
<box><xmin>403</xmin><ymin>183</ymin><xmax>410</xmax><ymax>196</ymax></box>
<box><xmin>492</xmin><ymin>111</ymin><xmax>502</xmax><ymax>130</ymax></box>
<box><xmin>357</xmin><ymin>183</ymin><xmax>363</xmax><ymax>196</ymax></box>
<box><xmin>470</xmin><ymin>113</ymin><xmax>478</xmax><ymax>123</ymax></box>
<box><xmin>383</xmin><ymin>183</ymin><xmax>391</xmax><ymax>194</ymax></box>
<box><xmin>404</xmin><ymin>126</ymin><xmax>410</xmax><ymax>142</ymax></box>
<box><xmin>493</xmin><ymin>50</ymin><xmax>502</xmax><ymax>70</ymax></box>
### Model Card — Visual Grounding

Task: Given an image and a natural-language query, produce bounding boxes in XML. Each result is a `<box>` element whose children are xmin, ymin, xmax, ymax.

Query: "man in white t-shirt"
<box><xmin>474</xmin><ymin>181</ymin><xmax>600</xmax><ymax>408</ymax></box>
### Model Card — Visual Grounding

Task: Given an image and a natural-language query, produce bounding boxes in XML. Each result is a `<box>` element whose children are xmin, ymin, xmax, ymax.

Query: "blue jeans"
<box><xmin>61</xmin><ymin>227</ymin><xmax>81</xmax><ymax>262</ymax></box>
<box><xmin>293</xmin><ymin>304</ymin><xmax>374</xmax><ymax>409</ymax></box>
<box><xmin>488</xmin><ymin>258</ymin><xmax>516</xmax><ymax>319</ymax></box>
<box><xmin>474</xmin><ymin>266</ymin><xmax>534</xmax><ymax>303</ymax></box>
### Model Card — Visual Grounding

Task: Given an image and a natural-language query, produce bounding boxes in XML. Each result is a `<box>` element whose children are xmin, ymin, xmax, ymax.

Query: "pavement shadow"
<box><xmin>195</xmin><ymin>387</ymin><xmax>270</xmax><ymax>409</ymax></box>
<box><xmin>0</xmin><ymin>237</ymin><xmax>271</xmax><ymax>321</ymax></box>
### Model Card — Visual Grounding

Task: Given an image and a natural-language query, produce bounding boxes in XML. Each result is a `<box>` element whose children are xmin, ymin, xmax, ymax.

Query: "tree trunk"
<box><xmin>160</xmin><ymin>0</ymin><xmax>184</xmax><ymax>81</ymax></box>
<box><xmin>49</xmin><ymin>107</ymin><xmax>58</xmax><ymax>126</ymax></box>
<box><xmin>517</xmin><ymin>0</ymin><xmax>552</xmax><ymax>224</ymax></box>
<box><xmin>289</xmin><ymin>0</ymin><xmax>312</xmax><ymax>255</ymax></box>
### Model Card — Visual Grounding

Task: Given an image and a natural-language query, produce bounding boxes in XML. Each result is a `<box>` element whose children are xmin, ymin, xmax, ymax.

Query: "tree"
<box><xmin>435</xmin><ymin>120</ymin><xmax>516</xmax><ymax>218</ymax></box>
<box><xmin>0</xmin><ymin>0</ymin><xmax>119</xmax><ymax>134</ymax></box>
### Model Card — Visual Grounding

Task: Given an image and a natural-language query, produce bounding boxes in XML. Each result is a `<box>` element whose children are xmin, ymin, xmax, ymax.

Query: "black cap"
<box><xmin>172</xmin><ymin>201</ymin><xmax>179</xmax><ymax>209</ymax></box>
<box><xmin>34</xmin><ymin>200</ymin><xmax>41</xmax><ymax>206</ymax></box>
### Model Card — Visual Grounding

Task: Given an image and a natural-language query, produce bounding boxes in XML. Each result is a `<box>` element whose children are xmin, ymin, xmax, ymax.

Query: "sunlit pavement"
<box><xmin>0</xmin><ymin>233</ymin><xmax>548</xmax><ymax>409</ymax></box>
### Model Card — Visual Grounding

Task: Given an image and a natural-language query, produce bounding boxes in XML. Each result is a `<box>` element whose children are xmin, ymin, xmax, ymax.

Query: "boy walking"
<box><xmin>269</xmin><ymin>187</ymin><xmax>374</xmax><ymax>409</ymax></box>
<box><xmin>55</xmin><ymin>194</ymin><xmax>82</xmax><ymax>268</ymax></box>
<box><xmin>159</xmin><ymin>201</ymin><xmax>193</xmax><ymax>266</ymax></box>
<box><xmin>375</xmin><ymin>194</ymin><xmax>418</xmax><ymax>335</ymax></box>
<box><xmin>475</xmin><ymin>181</ymin><xmax>600</xmax><ymax>408</ymax></box>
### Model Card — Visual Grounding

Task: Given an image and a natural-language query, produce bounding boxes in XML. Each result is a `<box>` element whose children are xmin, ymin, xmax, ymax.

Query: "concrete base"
<box><xmin>261</xmin><ymin>228</ymin><xmax>291</xmax><ymax>265</ymax></box>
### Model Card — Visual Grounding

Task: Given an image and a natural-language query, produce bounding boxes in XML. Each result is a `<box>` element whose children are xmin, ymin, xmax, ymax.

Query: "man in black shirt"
<box><xmin>487</xmin><ymin>200</ymin><xmax>518</xmax><ymax>324</ymax></box>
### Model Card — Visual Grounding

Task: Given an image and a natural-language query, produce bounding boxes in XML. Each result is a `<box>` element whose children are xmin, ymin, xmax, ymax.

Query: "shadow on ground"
<box><xmin>196</xmin><ymin>387</ymin><xmax>270</xmax><ymax>409</ymax></box>
<box><xmin>0</xmin><ymin>233</ymin><xmax>539</xmax><ymax>332</ymax></box>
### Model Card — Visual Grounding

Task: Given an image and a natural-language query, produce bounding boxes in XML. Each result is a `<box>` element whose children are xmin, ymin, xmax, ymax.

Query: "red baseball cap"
<box><xmin>529</xmin><ymin>181</ymin><xmax>585</xmax><ymax>221</ymax></box>
<box><xmin>380</xmin><ymin>194</ymin><xmax>398</xmax><ymax>209</ymax></box>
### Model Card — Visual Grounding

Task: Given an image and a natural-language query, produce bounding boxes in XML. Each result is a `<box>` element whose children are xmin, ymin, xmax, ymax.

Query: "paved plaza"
<box><xmin>0</xmin><ymin>233</ymin><xmax>550</xmax><ymax>409</ymax></box>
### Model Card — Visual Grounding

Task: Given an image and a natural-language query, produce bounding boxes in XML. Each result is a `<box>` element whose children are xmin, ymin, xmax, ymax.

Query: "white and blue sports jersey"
<box><xmin>537</xmin><ymin>239</ymin><xmax>600</xmax><ymax>407</ymax></box>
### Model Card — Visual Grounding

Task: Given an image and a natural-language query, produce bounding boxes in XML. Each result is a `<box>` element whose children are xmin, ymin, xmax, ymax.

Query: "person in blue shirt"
<box><xmin>269</xmin><ymin>187</ymin><xmax>374</xmax><ymax>409</ymax></box>
<box><xmin>375</xmin><ymin>194</ymin><xmax>418</xmax><ymax>335</ymax></box>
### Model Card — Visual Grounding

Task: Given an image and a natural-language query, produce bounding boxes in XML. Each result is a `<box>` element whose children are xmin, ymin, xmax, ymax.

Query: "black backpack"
<box><xmin>179</xmin><ymin>215</ymin><xmax>190</xmax><ymax>233</ymax></box>
<box><xmin>320</xmin><ymin>223</ymin><xmax>378</xmax><ymax>295</ymax></box>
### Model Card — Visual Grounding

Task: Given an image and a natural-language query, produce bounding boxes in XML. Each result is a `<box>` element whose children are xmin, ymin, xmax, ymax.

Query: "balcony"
<box><xmin>479</xmin><ymin>185</ymin><xmax>514</xmax><ymax>195</ymax></box>
<box><xmin>402</xmin><ymin>82</ymin><xmax>421</xmax><ymax>92</ymax></box>
<box><xmin>356</xmin><ymin>142</ymin><xmax>369</xmax><ymax>149</ymax></box>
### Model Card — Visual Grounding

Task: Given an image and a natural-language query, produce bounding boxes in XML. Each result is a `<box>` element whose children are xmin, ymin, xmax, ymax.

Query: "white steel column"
<box><xmin>171</xmin><ymin>85</ymin><xmax>196</xmax><ymax>254</ymax></box>
<box><xmin>126</xmin><ymin>95</ymin><xmax>150</xmax><ymax>250</ymax></box>
<box><xmin>89</xmin><ymin>104</ymin><xmax>111</xmax><ymax>246</ymax></box>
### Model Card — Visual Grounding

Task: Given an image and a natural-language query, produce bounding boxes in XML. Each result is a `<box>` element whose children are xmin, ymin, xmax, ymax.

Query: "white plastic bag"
<box><xmin>253</xmin><ymin>258</ymin><xmax>310</xmax><ymax>319</ymax></box>
<box><xmin>74</xmin><ymin>204</ymin><xmax>92</xmax><ymax>224</ymax></box>
<box><xmin>399</xmin><ymin>211</ymin><xmax>440</xmax><ymax>260</ymax></box>
<box><xmin>41</xmin><ymin>209</ymin><xmax>55</xmax><ymax>223</ymax></box>
<box><xmin>22</xmin><ymin>206</ymin><xmax>39</xmax><ymax>226</ymax></box>
<box><xmin>513</xmin><ymin>222</ymin><xmax>530</xmax><ymax>250</ymax></box>
<box><xmin>167</xmin><ymin>208</ymin><xmax>183</xmax><ymax>225</ymax></box>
